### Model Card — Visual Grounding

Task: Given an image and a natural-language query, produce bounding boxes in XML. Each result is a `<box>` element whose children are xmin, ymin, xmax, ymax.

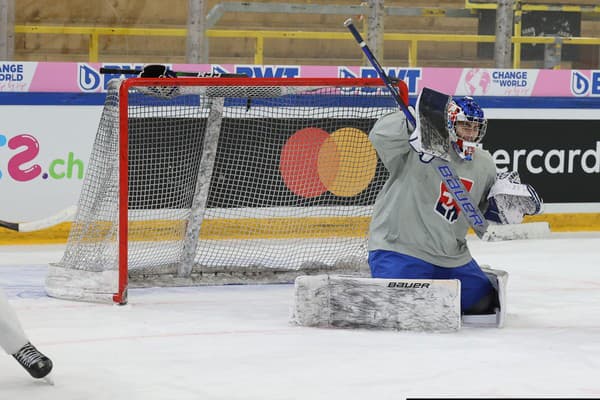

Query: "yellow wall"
<box><xmin>0</xmin><ymin>213</ymin><xmax>598</xmax><ymax>245</ymax></box>
<box><xmin>13</xmin><ymin>0</ymin><xmax>600</xmax><ymax>67</ymax></box>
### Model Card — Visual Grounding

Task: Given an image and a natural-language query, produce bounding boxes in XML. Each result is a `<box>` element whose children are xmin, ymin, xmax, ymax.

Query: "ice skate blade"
<box><xmin>42</xmin><ymin>373</ymin><xmax>55</xmax><ymax>385</ymax></box>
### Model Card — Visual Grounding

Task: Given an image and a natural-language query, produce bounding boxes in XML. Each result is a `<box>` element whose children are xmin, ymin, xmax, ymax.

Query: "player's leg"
<box><xmin>0</xmin><ymin>287</ymin><xmax>53</xmax><ymax>380</ymax></box>
<box><xmin>369</xmin><ymin>253</ymin><xmax>507</xmax><ymax>327</ymax></box>
<box><xmin>436</xmin><ymin>259</ymin><xmax>496</xmax><ymax>314</ymax></box>
<box><xmin>368</xmin><ymin>250</ymin><xmax>435</xmax><ymax>279</ymax></box>
<box><xmin>12</xmin><ymin>342</ymin><xmax>54</xmax><ymax>380</ymax></box>
<box><xmin>479</xmin><ymin>266</ymin><xmax>508</xmax><ymax>327</ymax></box>
<box><xmin>0</xmin><ymin>287</ymin><xmax>29</xmax><ymax>355</ymax></box>
<box><xmin>436</xmin><ymin>261</ymin><xmax>508</xmax><ymax>327</ymax></box>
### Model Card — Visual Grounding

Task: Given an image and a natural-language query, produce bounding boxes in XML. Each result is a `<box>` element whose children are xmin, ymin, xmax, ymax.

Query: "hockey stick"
<box><xmin>99</xmin><ymin>67</ymin><xmax>247</xmax><ymax>78</ymax></box>
<box><xmin>0</xmin><ymin>206</ymin><xmax>77</xmax><ymax>233</ymax></box>
<box><xmin>344</xmin><ymin>19</ymin><xmax>550</xmax><ymax>241</ymax></box>
<box><xmin>344</xmin><ymin>19</ymin><xmax>416</xmax><ymax>129</ymax></box>
<box><xmin>344</xmin><ymin>18</ymin><xmax>489</xmax><ymax>238</ymax></box>
<box><xmin>344</xmin><ymin>18</ymin><xmax>493</xmax><ymax>239</ymax></box>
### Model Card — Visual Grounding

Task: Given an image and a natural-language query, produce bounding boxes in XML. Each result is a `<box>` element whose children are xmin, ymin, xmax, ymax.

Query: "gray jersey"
<box><xmin>368</xmin><ymin>111</ymin><xmax>497</xmax><ymax>267</ymax></box>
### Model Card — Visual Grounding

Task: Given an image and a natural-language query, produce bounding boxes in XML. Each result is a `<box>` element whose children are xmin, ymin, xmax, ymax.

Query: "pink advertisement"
<box><xmin>1</xmin><ymin>61</ymin><xmax>599</xmax><ymax>97</ymax></box>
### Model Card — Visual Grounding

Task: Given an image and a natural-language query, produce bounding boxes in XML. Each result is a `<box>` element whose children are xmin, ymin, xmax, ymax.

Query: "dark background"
<box><xmin>484</xmin><ymin>119</ymin><xmax>599</xmax><ymax>203</ymax></box>
<box><xmin>477</xmin><ymin>10</ymin><xmax>581</xmax><ymax>62</ymax></box>
<box><xmin>128</xmin><ymin>117</ymin><xmax>388</xmax><ymax>209</ymax></box>
<box><xmin>127</xmin><ymin>116</ymin><xmax>599</xmax><ymax>209</ymax></box>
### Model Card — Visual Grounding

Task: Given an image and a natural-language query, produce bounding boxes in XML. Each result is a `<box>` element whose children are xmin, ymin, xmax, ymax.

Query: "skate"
<box><xmin>12</xmin><ymin>342</ymin><xmax>53</xmax><ymax>381</ymax></box>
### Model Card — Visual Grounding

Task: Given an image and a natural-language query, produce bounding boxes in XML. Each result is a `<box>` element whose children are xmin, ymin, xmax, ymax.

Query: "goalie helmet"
<box><xmin>447</xmin><ymin>96</ymin><xmax>487</xmax><ymax>161</ymax></box>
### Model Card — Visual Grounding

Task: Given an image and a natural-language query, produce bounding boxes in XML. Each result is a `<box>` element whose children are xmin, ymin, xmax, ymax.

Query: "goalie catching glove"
<box><xmin>138</xmin><ymin>64</ymin><xmax>177</xmax><ymax>78</ymax></box>
<box><xmin>484</xmin><ymin>171</ymin><xmax>543</xmax><ymax>225</ymax></box>
<box><xmin>137</xmin><ymin>64</ymin><xmax>180</xmax><ymax>99</ymax></box>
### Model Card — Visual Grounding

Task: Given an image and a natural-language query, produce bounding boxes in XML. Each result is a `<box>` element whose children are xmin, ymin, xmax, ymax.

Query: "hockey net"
<box><xmin>46</xmin><ymin>77</ymin><xmax>406</xmax><ymax>304</ymax></box>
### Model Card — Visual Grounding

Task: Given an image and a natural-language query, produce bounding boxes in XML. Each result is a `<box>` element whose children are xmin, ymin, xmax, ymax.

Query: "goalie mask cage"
<box><xmin>46</xmin><ymin>77</ymin><xmax>406</xmax><ymax>304</ymax></box>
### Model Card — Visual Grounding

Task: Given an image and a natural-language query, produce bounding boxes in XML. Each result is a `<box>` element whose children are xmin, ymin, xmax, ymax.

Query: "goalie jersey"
<box><xmin>368</xmin><ymin>111</ymin><xmax>497</xmax><ymax>267</ymax></box>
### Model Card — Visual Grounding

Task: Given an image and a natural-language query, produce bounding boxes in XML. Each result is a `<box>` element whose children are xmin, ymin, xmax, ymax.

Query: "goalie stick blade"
<box><xmin>0</xmin><ymin>205</ymin><xmax>77</xmax><ymax>232</ymax></box>
<box><xmin>482</xmin><ymin>222</ymin><xmax>551</xmax><ymax>241</ymax></box>
<box><xmin>43</xmin><ymin>373</ymin><xmax>55</xmax><ymax>386</ymax></box>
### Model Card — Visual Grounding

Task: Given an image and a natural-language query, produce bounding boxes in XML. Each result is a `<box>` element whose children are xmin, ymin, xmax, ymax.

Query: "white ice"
<box><xmin>1</xmin><ymin>232</ymin><xmax>600</xmax><ymax>399</ymax></box>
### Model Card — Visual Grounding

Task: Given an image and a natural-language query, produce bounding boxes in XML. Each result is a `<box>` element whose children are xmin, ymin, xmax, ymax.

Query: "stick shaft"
<box><xmin>344</xmin><ymin>18</ymin><xmax>489</xmax><ymax>238</ymax></box>
<box><xmin>99</xmin><ymin>68</ymin><xmax>246</xmax><ymax>78</ymax></box>
<box><xmin>0</xmin><ymin>206</ymin><xmax>77</xmax><ymax>233</ymax></box>
<box><xmin>344</xmin><ymin>19</ymin><xmax>416</xmax><ymax>127</ymax></box>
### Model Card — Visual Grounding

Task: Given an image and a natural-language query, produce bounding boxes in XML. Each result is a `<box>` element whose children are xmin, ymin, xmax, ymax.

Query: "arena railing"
<box><xmin>13</xmin><ymin>25</ymin><xmax>600</xmax><ymax>68</ymax></box>
<box><xmin>465</xmin><ymin>0</ymin><xmax>600</xmax><ymax>68</ymax></box>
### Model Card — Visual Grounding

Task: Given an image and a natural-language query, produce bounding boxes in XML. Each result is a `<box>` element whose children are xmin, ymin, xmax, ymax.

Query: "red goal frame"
<box><xmin>114</xmin><ymin>77</ymin><xmax>409</xmax><ymax>304</ymax></box>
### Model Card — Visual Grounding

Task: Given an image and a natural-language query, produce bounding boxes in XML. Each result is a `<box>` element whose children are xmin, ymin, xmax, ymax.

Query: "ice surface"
<box><xmin>1</xmin><ymin>233</ymin><xmax>600</xmax><ymax>399</ymax></box>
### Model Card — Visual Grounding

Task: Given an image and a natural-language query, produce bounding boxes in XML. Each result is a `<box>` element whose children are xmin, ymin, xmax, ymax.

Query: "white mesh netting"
<box><xmin>46</xmin><ymin>78</ymin><xmax>399</xmax><ymax>302</ymax></box>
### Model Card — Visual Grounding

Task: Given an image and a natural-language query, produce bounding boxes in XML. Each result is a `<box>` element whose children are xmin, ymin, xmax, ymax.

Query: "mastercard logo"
<box><xmin>279</xmin><ymin>127</ymin><xmax>378</xmax><ymax>198</ymax></box>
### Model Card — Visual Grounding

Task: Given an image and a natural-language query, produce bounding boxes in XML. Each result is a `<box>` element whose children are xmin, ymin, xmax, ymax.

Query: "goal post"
<box><xmin>46</xmin><ymin>77</ymin><xmax>408</xmax><ymax>304</ymax></box>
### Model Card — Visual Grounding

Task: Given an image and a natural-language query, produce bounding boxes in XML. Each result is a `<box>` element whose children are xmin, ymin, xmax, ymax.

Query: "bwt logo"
<box><xmin>78</xmin><ymin>64</ymin><xmax>301</xmax><ymax>92</ymax></box>
<box><xmin>78</xmin><ymin>64</ymin><xmax>102</xmax><ymax>91</ymax></box>
<box><xmin>234</xmin><ymin>65</ymin><xmax>300</xmax><ymax>78</ymax></box>
<box><xmin>571</xmin><ymin>71</ymin><xmax>600</xmax><ymax>96</ymax></box>
<box><xmin>0</xmin><ymin>133</ymin><xmax>84</xmax><ymax>182</ymax></box>
<box><xmin>78</xmin><ymin>63</ymin><xmax>143</xmax><ymax>92</ymax></box>
<box><xmin>338</xmin><ymin>67</ymin><xmax>421</xmax><ymax>94</ymax></box>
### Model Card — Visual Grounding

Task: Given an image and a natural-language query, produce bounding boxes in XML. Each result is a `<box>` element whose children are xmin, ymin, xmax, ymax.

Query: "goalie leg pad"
<box><xmin>291</xmin><ymin>275</ymin><xmax>461</xmax><ymax>332</ymax></box>
<box><xmin>462</xmin><ymin>266</ymin><xmax>508</xmax><ymax>328</ymax></box>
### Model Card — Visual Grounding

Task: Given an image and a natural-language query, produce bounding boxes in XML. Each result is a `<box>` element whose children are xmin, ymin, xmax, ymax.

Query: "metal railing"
<box><xmin>465</xmin><ymin>0</ymin><xmax>600</xmax><ymax>13</ymax></box>
<box><xmin>14</xmin><ymin>24</ymin><xmax>600</xmax><ymax>68</ymax></box>
<box><xmin>465</xmin><ymin>0</ymin><xmax>600</xmax><ymax>68</ymax></box>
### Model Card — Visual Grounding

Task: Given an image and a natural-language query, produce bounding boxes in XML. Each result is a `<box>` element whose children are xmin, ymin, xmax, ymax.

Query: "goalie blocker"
<box><xmin>291</xmin><ymin>266</ymin><xmax>507</xmax><ymax>332</ymax></box>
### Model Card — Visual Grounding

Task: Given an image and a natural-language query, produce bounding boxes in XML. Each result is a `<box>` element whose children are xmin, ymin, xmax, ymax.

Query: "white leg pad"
<box><xmin>462</xmin><ymin>266</ymin><xmax>508</xmax><ymax>328</ymax></box>
<box><xmin>291</xmin><ymin>275</ymin><xmax>461</xmax><ymax>332</ymax></box>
